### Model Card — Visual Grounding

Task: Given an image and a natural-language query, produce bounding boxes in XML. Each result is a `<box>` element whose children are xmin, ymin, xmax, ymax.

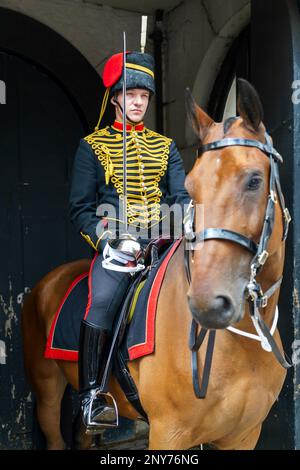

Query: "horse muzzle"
<box><xmin>187</xmin><ymin>293</ymin><xmax>242</xmax><ymax>329</ymax></box>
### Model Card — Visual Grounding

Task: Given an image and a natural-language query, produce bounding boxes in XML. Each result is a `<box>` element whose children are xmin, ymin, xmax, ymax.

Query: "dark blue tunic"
<box><xmin>69</xmin><ymin>123</ymin><xmax>190</xmax><ymax>328</ymax></box>
<box><xmin>69</xmin><ymin>123</ymin><xmax>190</xmax><ymax>254</ymax></box>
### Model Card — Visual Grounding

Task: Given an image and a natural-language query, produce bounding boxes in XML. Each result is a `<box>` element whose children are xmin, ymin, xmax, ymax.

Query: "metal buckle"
<box><xmin>259</xmin><ymin>295</ymin><xmax>268</xmax><ymax>308</ymax></box>
<box><xmin>270</xmin><ymin>190</ymin><xmax>277</xmax><ymax>203</ymax></box>
<box><xmin>258</xmin><ymin>250</ymin><xmax>269</xmax><ymax>266</ymax></box>
<box><xmin>248</xmin><ymin>291</ymin><xmax>257</xmax><ymax>303</ymax></box>
<box><xmin>246</xmin><ymin>281</ymin><xmax>258</xmax><ymax>302</ymax></box>
<box><xmin>284</xmin><ymin>208</ymin><xmax>291</xmax><ymax>224</ymax></box>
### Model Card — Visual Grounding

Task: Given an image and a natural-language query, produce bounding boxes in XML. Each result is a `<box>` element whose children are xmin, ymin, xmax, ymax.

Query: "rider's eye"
<box><xmin>246</xmin><ymin>175</ymin><xmax>262</xmax><ymax>191</ymax></box>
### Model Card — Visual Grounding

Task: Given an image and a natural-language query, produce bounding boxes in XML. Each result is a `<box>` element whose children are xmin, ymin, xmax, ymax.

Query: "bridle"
<box><xmin>183</xmin><ymin>132</ymin><xmax>292</xmax><ymax>398</ymax></box>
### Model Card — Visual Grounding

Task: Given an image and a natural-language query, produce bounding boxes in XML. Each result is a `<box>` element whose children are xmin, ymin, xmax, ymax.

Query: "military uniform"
<box><xmin>69</xmin><ymin>51</ymin><xmax>190</xmax><ymax>432</ymax></box>
<box><xmin>70</xmin><ymin>121</ymin><xmax>189</xmax><ymax>254</ymax></box>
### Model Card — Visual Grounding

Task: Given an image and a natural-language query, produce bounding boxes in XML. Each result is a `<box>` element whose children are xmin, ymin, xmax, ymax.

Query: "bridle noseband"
<box><xmin>184</xmin><ymin>132</ymin><xmax>292</xmax><ymax>398</ymax></box>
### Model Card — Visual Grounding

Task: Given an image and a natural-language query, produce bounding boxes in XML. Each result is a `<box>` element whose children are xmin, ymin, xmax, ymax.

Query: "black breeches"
<box><xmin>84</xmin><ymin>252</ymin><xmax>131</xmax><ymax>331</ymax></box>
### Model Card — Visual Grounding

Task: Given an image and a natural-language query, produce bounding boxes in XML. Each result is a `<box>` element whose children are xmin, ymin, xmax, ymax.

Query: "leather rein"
<box><xmin>183</xmin><ymin>133</ymin><xmax>292</xmax><ymax>399</ymax></box>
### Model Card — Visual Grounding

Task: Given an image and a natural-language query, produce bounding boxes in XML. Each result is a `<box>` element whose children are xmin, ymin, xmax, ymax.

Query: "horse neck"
<box><xmin>159</xmin><ymin>239</ymin><xmax>191</xmax><ymax>334</ymax></box>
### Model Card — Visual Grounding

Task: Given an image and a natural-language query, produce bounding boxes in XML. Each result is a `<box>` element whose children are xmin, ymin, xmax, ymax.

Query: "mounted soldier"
<box><xmin>69</xmin><ymin>33</ymin><xmax>190</xmax><ymax>434</ymax></box>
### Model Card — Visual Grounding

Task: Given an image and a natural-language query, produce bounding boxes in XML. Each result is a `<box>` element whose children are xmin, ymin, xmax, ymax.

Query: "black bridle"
<box><xmin>184</xmin><ymin>133</ymin><xmax>292</xmax><ymax>399</ymax></box>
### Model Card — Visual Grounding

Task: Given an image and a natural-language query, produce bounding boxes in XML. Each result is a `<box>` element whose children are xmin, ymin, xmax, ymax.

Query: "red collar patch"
<box><xmin>113</xmin><ymin>120</ymin><xmax>144</xmax><ymax>132</ymax></box>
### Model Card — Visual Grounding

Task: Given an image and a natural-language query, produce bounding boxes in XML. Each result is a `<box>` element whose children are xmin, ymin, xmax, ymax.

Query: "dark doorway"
<box><xmin>207</xmin><ymin>0</ymin><xmax>299</xmax><ymax>450</ymax></box>
<box><xmin>250</xmin><ymin>0</ymin><xmax>296</xmax><ymax>450</ymax></box>
<box><xmin>209</xmin><ymin>0</ymin><xmax>300</xmax><ymax>449</ymax></box>
<box><xmin>0</xmin><ymin>7</ymin><xmax>110</xmax><ymax>448</ymax></box>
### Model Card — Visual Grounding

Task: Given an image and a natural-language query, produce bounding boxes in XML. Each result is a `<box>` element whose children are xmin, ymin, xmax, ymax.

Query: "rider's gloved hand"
<box><xmin>102</xmin><ymin>242</ymin><xmax>136</xmax><ymax>265</ymax></box>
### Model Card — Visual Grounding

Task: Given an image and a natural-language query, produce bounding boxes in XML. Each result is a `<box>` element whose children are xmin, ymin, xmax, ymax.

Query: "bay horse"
<box><xmin>21</xmin><ymin>78</ymin><xmax>290</xmax><ymax>450</ymax></box>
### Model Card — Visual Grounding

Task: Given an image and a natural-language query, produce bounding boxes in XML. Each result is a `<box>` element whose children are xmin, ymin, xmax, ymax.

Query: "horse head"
<box><xmin>184</xmin><ymin>79</ymin><xmax>288</xmax><ymax>330</ymax></box>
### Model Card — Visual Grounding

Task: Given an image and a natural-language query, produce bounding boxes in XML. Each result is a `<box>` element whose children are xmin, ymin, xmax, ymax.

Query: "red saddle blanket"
<box><xmin>45</xmin><ymin>239</ymin><xmax>182</xmax><ymax>362</ymax></box>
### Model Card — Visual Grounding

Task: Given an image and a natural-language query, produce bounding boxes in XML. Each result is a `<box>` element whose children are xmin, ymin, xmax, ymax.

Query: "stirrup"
<box><xmin>84</xmin><ymin>389</ymin><xmax>119</xmax><ymax>434</ymax></box>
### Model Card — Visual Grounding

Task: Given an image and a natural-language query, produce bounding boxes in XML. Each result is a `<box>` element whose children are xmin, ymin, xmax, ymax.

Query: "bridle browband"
<box><xmin>184</xmin><ymin>132</ymin><xmax>292</xmax><ymax>399</ymax></box>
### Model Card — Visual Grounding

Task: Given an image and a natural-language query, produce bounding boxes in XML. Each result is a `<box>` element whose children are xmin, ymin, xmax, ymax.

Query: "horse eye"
<box><xmin>246</xmin><ymin>175</ymin><xmax>262</xmax><ymax>191</ymax></box>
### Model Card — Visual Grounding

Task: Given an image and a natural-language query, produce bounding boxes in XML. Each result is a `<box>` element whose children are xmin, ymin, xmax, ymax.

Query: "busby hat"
<box><xmin>95</xmin><ymin>51</ymin><xmax>155</xmax><ymax>130</ymax></box>
<box><xmin>104</xmin><ymin>52</ymin><xmax>155</xmax><ymax>94</ymax></box>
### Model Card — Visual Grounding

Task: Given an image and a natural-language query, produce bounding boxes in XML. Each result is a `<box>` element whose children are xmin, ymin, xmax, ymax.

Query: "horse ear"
<box><xmin>237</xmin><ymin>78</ymin><xmax>263</xmax><ymax>132</ymax></box>
<box><xmin>185</xmin><ymin>88</ymin><xmax>214</xmax><ymax>142</ymax></box>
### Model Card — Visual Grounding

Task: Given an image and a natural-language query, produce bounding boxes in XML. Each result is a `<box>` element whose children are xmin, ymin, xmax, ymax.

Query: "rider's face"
<box><xmin>112</xmin><ymin>88</ymin><xmax>150</xmax><ymax>123</ymax></box>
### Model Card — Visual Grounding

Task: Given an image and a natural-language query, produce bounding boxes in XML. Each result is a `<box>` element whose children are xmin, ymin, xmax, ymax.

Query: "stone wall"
<box><xmin>0</xmin><ymin>0</ymin><xmax>251</xmax><ymax>167</ymax></box>
<box><xmin>0</xmin><ymin>0</ymin><xmax>156</xmax><ymax>128</ymax></box>
<box><xmin>164</xmin><ymin>0</ymin><xmax>250</xmax><ymax>169</ymax></box>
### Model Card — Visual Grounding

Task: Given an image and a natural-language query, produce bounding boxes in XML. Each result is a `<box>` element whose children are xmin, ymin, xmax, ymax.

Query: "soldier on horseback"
<box><xmin>69</xmin><ymin>46</ymin><xmax>190</xmax><ymax>433</ymax></box>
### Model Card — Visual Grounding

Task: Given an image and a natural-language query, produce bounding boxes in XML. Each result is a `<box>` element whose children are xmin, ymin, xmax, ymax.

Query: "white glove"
<box><xmin>102</xmin><ymin>242</ymin><xmax>136</xmax><ymax>265</ymax></box>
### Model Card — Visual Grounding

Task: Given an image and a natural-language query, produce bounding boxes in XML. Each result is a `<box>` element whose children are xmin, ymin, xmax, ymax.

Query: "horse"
<box><xmin>21</xmin><ymin>78</ymin><xmax>290</xmax><ymax>450</ymax></box>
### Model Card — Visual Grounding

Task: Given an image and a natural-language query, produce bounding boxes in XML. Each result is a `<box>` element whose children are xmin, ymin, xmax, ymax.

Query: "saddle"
<box><xmin>45</xmin><ymin>237</ymin><xmax>181</xmax><ymax>420</ymax></box>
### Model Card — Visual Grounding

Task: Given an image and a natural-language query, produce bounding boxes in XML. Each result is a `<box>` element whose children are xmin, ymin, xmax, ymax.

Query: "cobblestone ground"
<box><xmin>96</xmin><ymin>421</ymin><xmax>149</xmax><ymax>450</ymax></box>
<box><xmin>94</xmin><ymin>421</ymin><xmax>205</xmax><ymax>450</ymax></box>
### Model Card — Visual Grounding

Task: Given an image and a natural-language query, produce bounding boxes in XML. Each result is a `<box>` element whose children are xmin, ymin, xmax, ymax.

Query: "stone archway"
<box><xmin>185</xmin><ymin>3</ymin><xmax>250</xmax><ymax>145</ymax></box>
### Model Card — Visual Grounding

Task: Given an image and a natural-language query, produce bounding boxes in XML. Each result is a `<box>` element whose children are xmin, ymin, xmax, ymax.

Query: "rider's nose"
<box><xmin>134</xmin><ymin>96</ymin><xmax>142</xmax><ymax>105</ymax></box>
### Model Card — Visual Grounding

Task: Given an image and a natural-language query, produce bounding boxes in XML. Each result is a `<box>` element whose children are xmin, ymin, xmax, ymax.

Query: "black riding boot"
<box><xmin>78</xmin><ymin>320</ymin><xmax>118</xmax><ymax>432</ymax></box>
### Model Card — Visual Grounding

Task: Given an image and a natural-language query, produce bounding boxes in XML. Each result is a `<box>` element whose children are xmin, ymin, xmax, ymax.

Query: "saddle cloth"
<box><xmin>44</xmin><ymin>239</ymin><xmax>182</xmax><ymax>362</ymax></box>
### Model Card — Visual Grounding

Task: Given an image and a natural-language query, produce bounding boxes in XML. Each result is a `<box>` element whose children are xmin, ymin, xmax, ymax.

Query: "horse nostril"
<box><xmin>187</xmin><ymin>293</ymin><xmax>236</xmax><ymax>329</ymax></box>
<box><xmin>212</xmin><ymin>295</ymin><xmax>233</xmax><ymax>317</ymax></box>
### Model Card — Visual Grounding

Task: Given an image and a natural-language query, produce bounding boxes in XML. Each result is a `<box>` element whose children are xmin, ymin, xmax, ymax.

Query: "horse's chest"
<box><xmin>210</xmin><ymin>370</ymin><xmax>278</xmax><ymax>428</ymax></box>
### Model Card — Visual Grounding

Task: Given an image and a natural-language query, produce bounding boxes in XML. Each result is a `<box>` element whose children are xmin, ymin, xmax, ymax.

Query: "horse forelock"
<box><xmin>197</xmin><ymin>116</ymin><xmax>266</xmax><ymax>150</ymax></box>
<box><xmin>186</xmin><ymin>115</ymin><xmax>269</xmax><ymax>201</ymax></box>
<box><xmin>223</xmin><ymin>116</ymin><xmax>239</xmax><ymax>135</ymax></box>
<box><xmin>222</xmin><ymin>115</ymin><xmax>266</xmax><ymax>142</ymax></box>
